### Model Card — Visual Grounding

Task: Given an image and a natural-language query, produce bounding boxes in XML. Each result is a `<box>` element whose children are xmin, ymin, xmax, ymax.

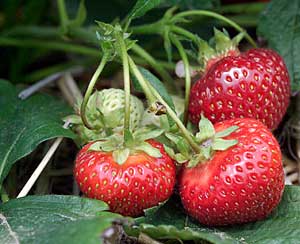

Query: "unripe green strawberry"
<box><xmin>69</xmin><ymin>88</ymin><xmax>144</xmax><ymax>144</ymax></box>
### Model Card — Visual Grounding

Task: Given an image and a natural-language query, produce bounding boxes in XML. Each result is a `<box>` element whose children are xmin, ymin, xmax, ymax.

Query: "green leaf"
<box><xmin>165</xmin><ymin>133</ymin><xmax>182</xmax><ymax>146</ymax></box>
<box><xmin>212</xmin><ymin>138</ymin><xmax>238</xmax><ymax>151</ymax></box>
<box><xmin>95</xmin><ymin>21</ymin><xmax>115</xmax><ymax>38</ymax></box>
<box><xmin>177</xmin><ymin>138</ymin><xmax>190</xmax><ymax>157</ymax></box>
<box><xmin>163</xmin><ymin>144</ymin><xmax>176</xmax><ymax>159</ymax></box>
<box><xmin>0</xmin><ymin>80</ymin><xmax>74</xmax><ymax>185</ymax></box>
<box><xmin>187</xmin><ymin>154</ymin><xmax>201</xmax><ymax>167</ymax></box>
<box><xmin>211</xmin><ymin>28</ymin><xmax>243</xmax><ymax>56</ymax></box>
<box><xmin>124</xmin><ymin>129</ymin><xmax>135</xmax><ymax>147</ymax></box>
<box><xmin>215</xmin><ymin>125</ymin><xmax>239</xmax><ymax>138</ymax></box>
<box><xmin>135</xmin><ymin>142</ymin><xmax>162</xmax><ymax>158</ymax></box>
<box><xmin>165</xmin><ymin>132</ymin><xmax>181</xmax><ymax>144</ymax></box>
<box><xmin>195</xmin><ymin>115</ymin><xmax>215</xmax><ymax>143</ymax></box>
<box><xmin>88</xmin><ymin>135</ymin><xmax>123</xmax><ymax>152</ymax></box>
<box><xmin>175</xmin><ymin>153</ymin><xmax>188</xmax><ymax>163</ymax></box>
<box><xmin>113</xmin><ymin>148</ymin><xmax>130</xmax><ymax>165</ymax></box>
<box><xmin>165</xmin><ymin>132</ymin><xmax>190</xmax><ymax>157</ymax></box>
<box><xmin>127</xmin><ymin>0</ymin><xmax>162</xmax><ymax>21</ymax></box>
<box><xmin>133</xmin><ymin>127</ymin><xmax>164</xmax><ymax>141</ymax></box>
<box><xmin>160</xmin><ymin>0</ymin><xmax>220</xmax><ymax>10</ymax></box>
<box><xmin>159</xmin><ymin>115</ymin><xmax>171</xmax><ymax>131</ymax></box>
<box><xmin>200</xmin><ymin>146</ymin><xmax>211</xmax><ymax>160</ymax></box>
<box><xmin>129</xmin><ymin>186</ymin><xmax>300</xmax><ymax>243</ymax></box>
<box><xmin>0</xmin><ymin>195</ymin><xmax>122</xmax><ymax>244</ymax></box>
<box><xmin>129</xmin><ymin>195</ymin><xmax>238</xmax><ymax>243</ymax></box>
<box><xmin>95</xmin><ymin>21</ymin><xmax>117</xmax><ymax>59</ymax></box>
<box><xmin>257</xmin><ymin>0</ymin><xmax>300</xmax><ymax>92</ymax></box>
<box><xmin>142</xmin><ymin>199</ymin><xmax>168</xmax><ymax>217</ymax></box>
<box><xmin>222</xmin><ymin>185</ymin><xmax>300</xmax><ymax>243</ymax></box>
<box><xmin>88</xmin><ymin>141</ymin><xmax>115</xmax><ymax>152</ymax></box>
<box><xmin>132</xmin><ymin>67</ymin><xmax>176</xmax><ymax>112</ymax></box>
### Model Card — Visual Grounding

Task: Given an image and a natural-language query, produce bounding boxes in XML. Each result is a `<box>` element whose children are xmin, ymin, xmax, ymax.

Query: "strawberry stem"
<box><xmin>80</xmin><ymin>53</ymin><xmax>109</xmax><ymax>129</ymax></box>
<box><xmin>172</xmin><ymin>10</ymin><xmax>257</xmax><ymax>48</ymax></box>
<box><xmin>116</xmin><ymin>31</ymin><xmax>131</xmax><ymax>138</ymax></box>
<box><xmin>170</xmin><ymin>35</ymin><xmax>191</xmax><ymax>126</ymax></box>
<box><xmin>130</xmin><ymin>21</ymin><xmax>164</xmax><ymax>35</ymax></box>
<box><xmin>128</xmin><ymin>60</ymin><xmax>156</xmax><ymax>104</ymax></box>
<box><xmin>128</xmin><ymin>56</ymin><xmax>201</xmax><ymax>154</ymax></box>
<box><xmin>170</xmin><ymin>26</ymin><xmax>199</xmax><ymax>44</ymax></box>
<box><xmin>57</xmin><ymin>0</ymin><xmax>69</xmax><ymax>32</ymax></box>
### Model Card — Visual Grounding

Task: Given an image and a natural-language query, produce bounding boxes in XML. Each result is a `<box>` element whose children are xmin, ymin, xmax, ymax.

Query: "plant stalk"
<box><xmin>116</xmin><ymin>32</ymin><xmax>131</xmax><ymax>137</ymax></box>
<box><xmin>128</xmin><ymin>64</ymin><xmax>156</xmax><ymax>104</ymax></box>
<box><xmin>0</xmin><ymin>37</ymin><xmax>100</xmax><ymax>57</ymax></box>
<box><xmin>57</xmin><ymin>0</ymin><xmax>69</xmax><ymax>32</ymax></box>
<box><xmin>80</xmin><ymin>54</ymin><xmax>109</xmax><ymax>129</ymax></box>
<box><xmin>170</xmin><ymin>35</ymin><xmax>191</xmax><ymax>126</ymax></box>
<box><xmin>128</xmin><ymin>57</ymin><xmax>201</xmax><ymax>154</ymax></box>
<box><xmin>130</xmin><ymin>20</ymin><xmax>163</xmax><ymax>35</ymax></box>
<box><xmin>0</xmin><ymin>37</ymin><xmax>174</xmax><ymax>72</ymax></box>
<box><xmin>220</xmin><ymin>2</ymin><xmax>266</xmax><ymax>14</ymax></box>
<box><xmin>2</xmin><ymin>25</ymin><xmax>61</xmax><ymax>39</ymax></box>
<box><xmin>172</xmin><ymin>10</ymin><xmax>257</xmax><ymax>47</ymax></box>
<box><xmin>170</xmin><ymin>26</ymin><xmax>199</xmax><ymax>44</ymax></box>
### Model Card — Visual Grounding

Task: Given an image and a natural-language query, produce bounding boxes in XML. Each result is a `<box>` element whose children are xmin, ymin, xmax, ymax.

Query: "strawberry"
<box><xmin>178</xmin><ymin>118</ymin><xmax>284</xmax><ymax>226</ymax></box>
<box><xmin>68</xmin><ymin>88</ymin><xmax>144</xmax><ymax>144</ymax></box>
<box><xmin>189</xmin><ymin>30</ymin><xmax>290</xmax><ymax>130</ymax></box>
<box><xmin>74</xmin><ymin>138</ymin><xmax>176</xmax><ymax>217</ymax></box>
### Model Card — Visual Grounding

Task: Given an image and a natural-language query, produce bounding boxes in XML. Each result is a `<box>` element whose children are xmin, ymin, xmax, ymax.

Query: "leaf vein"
<box><xmin>0</xmin><ymin>213</ymin><xmax>20</xmax><ymax>244</ymax></box>
<box><xmin>0</xmin><ymin>127</ymin><xmax>26</xmax><ymax>181</ymax></box>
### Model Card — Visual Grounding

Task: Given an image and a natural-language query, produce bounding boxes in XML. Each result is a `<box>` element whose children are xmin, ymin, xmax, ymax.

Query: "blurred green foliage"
<box><xmin>0</xmin><ymin>0</ymin><xmax>263</xmax><ymax>84</ymax></box>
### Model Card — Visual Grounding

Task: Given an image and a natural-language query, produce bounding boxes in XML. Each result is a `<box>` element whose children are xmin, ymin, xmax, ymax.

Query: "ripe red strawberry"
<box><xmin>189</xmin><ymin>46</ymin><xmax>290</xmax><ymax>130</ymax></box>
<box><xmin>74</xmin><ymin>139</ymin><xmax>176</xmax><ymax>217</ymax></box>
<box><xmin>178</xmin><ymin>118</ymin><xmax>284</xmax><ymax>226</ymax></box>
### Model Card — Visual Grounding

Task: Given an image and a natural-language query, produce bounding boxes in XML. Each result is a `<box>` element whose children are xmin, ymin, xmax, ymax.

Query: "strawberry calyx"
<box><xmin>87</xmin><ymin>126</ymin><xmax>164</xmax><ymax>164</ymax></box>
<box><xmin>198</xmin><ymin>29</ymin><xmax>243</xmax><ymax>74</ymax></box>
<box><xmin>164</xmin><ymin>115</ymin><xmax>238</xmax><ymax>167</ymax></box>
<box><xmin>95</xmin><ymin>21</ymin><xmax>137</xmax><ymax>59</ymax></box>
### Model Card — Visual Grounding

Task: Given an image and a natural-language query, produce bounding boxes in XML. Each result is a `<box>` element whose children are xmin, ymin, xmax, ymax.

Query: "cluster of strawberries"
<box><xmin>73</xmin><ymin>45</ymin><xmax>290</xmax><ymax>226</ymax></box>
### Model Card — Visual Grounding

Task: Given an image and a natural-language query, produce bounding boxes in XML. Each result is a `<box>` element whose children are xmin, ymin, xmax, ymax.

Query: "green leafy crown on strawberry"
<box><xmin>164</xmin><ymin>114</ymin><xmax>239</xmax><ymax>168</ymax></box>
<box><xmin>88</xmin><ymin>126</ymin><xmax>164</xmax><ymax>165</ymax></box>
<box><xmin>197</xmin><ymin>28</ymin><xmax>243</xmax><ymax>73</ymax></box>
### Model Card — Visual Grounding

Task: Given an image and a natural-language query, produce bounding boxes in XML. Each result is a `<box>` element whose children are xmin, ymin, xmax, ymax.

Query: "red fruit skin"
<box><xmin>189</xmin><ymin>49</ymin><xmax>290</xmax><ymax>130</ymax></box>
<box><xmin>74</xmin><ymin>140</ymin><xmax>176</xmax><ymax>217</ymax></box>
<box><xmin>178</xmin><ymin>118</ymin><xmax>284</xmax><ymax>226</ymax></box>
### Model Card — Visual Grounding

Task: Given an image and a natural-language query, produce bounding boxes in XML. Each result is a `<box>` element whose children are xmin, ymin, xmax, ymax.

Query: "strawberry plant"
<box><xmin>0</xmin><ymin>0</ymin><xmax>299</xmax><ymax>243</ymax></box>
